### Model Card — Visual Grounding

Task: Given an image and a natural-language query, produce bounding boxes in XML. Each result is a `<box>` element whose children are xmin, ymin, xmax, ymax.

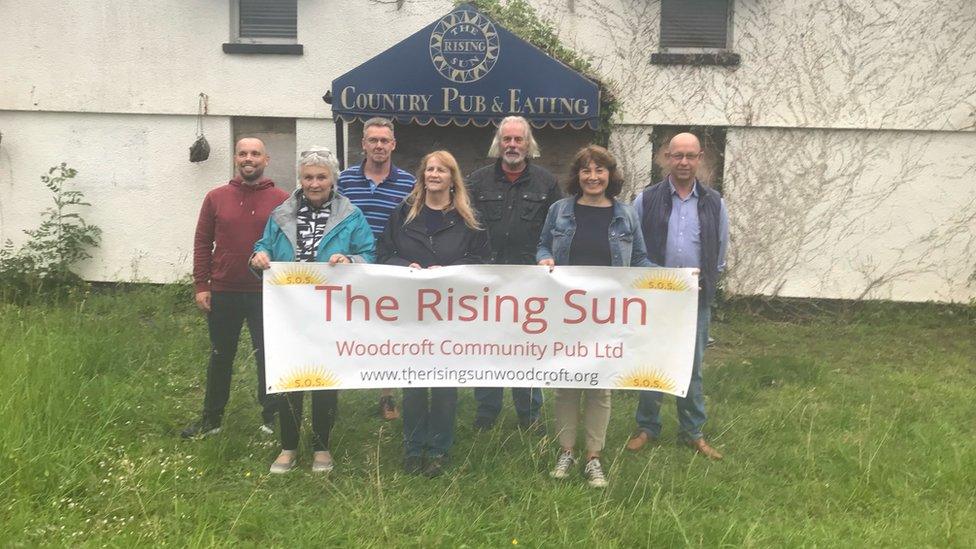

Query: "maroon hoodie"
<box><xmin>193</xmin><ymin>177</ymin><xmax>289</xmax><ymax>293</ymax></box>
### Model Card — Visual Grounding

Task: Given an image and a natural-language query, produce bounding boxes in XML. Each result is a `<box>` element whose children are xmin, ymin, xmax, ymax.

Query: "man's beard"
<box><xmin>240</xmin><ymin>167</ymin><xmax>264</xmax><ymax>182</ymax></box>
<box><xmin>502</xmin><ymin>152</ymin><xmax>525</xmax><ymax>167</ymax></box>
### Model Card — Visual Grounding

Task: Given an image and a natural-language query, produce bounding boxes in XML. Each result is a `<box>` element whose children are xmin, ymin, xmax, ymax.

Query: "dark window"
<box><xmin>650</xmin><ymin>125</ymin><xmax>727</xmax><ymax>193</ymax></box>
<box><xmin>233</xmin><ymin>117</ymin><xmax>297</xmax><ymax>187</ymax></box>
<box><xmin>660</xmin><ymin>0</ymin><xmax>730</xmax><ymax>50</ymax></box>
<box><xmin>239</xmin><ymin>0</ymin><xmax>297</xmax><ymax>40</ymax></box>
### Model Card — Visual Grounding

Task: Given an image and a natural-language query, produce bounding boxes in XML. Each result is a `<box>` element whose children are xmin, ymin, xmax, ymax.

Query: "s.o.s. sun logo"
<box><xmin>632</xmin><ymin>272</ymin><xmax>691</xmax><ymax>292</ymax></box>
<box><xmin>274</xmin><ymin>367</ymin><xmax>341</xmax><ymax>391</ymax></box>
<box><xmin>616</xmin><ymin>368</ymin><xmax>677</xmax><ymax>392</ymax></box>
<box><xmin>267</xmin><ymin>266</ymin><xmax>327</xmax><ymax>286</ymax></box>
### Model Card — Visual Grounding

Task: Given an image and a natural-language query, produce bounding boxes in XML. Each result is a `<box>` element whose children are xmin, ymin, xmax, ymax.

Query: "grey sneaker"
<box><xmin>269</xmin><ymin>450</ymin><xmax>297</xmax><ymax>474</ymax></box>
<box><xmin>311</xmin><ymin>451</ymin><xmax>334</xmax><ymax>474</ymax></box>
<box><xmin>550</xmin><ymin>451</ymin><xmax>576</xmax><ymax>479</ymax></box>
<box><xmin>180</xmin><ymin>418</ymin><xmax>220</xmax><ymax>439</ymax></box>
<box><xmin>584</xmin><ymin>457</ymin><xmax>608</xmax><ymax>488</ymax></box>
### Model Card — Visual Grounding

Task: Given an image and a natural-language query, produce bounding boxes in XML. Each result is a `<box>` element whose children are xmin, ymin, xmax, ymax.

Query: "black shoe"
<box><xmin>518</xmin><ymin>417</ymin><xmax>546</xmax><ymax>436</ymax></box>
<box><xmin>423</xmin><ymin>455</ymin><xmax>450</xmax><ymax>478</ymax></box>
<box><xmin>180</xmin><ymin>418</ymin><xmax>220</xmax><ymax>439</ymax></box>
<box><xmin>473</xmin><ymin>416</ymin><xmax>495</xmax><ymax>431</ymax></box>
<box><xmin>403</xmin><ymin>455</ymin><xmax>424</xmax><ymax>475</ymax></box>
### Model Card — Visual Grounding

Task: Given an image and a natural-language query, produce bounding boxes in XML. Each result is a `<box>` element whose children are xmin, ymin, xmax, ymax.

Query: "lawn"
<box><xmin>1</xmin><ymin>287</ymin><xmax>973</xmax><ymax>547</ymax></box>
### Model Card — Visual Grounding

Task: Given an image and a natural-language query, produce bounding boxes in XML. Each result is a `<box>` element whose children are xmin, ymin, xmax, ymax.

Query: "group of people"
<box><xmin>185</xmin><ymin>115</ymin><xmax>729</xmax><ymax>488</ymax></box>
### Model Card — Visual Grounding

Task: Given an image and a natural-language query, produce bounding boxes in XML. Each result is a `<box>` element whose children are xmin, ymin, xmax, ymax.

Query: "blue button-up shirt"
<box><xmin>632</xmin><ymin>177</ymin><xmax>729</xmax><ymax>271</ymax></box>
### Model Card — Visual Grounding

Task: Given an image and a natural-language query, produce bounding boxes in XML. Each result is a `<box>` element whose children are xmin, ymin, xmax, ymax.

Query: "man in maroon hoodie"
<box><xmin>181</xmin><ymin>137</ymin><xmax>290</xmax><ymax>439</ymax></box>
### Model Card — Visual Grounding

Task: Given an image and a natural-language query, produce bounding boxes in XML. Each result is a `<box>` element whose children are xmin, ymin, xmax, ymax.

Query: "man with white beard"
<box><xmin>466</xmin><ymin>116</ymin><xmax>560</xmax><ymax>434</ymax></box>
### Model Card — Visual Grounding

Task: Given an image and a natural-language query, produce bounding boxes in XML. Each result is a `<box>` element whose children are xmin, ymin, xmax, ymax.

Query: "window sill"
<box><xmin>222</xmin><ymin>43</ymin><xmax>304</xmax><ymax>55</ymax></box>
<box><xmin>650</xmin><ymin>52</ymin><xmax>740</xmax><ymax>67</ymax></box>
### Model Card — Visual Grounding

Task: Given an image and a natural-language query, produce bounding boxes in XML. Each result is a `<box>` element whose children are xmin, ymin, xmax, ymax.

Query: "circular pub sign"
<box><xmin>429</xmin><ymin>10</ymin><xmax>500</xmax><ymax>84</ymax></box>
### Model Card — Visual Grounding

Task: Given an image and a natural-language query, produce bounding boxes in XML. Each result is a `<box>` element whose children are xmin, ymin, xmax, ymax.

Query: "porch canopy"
<box><xmin>329</xmin><ymin>3</ymin><xmax>600</xmax><ymax>130</ymax></box>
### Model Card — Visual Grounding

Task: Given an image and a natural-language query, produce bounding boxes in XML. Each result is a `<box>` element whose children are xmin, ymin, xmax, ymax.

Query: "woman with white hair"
<box><xmin>250</xmin><ymin>147</ymin><xmax>375</xmax><ymax>474</ymax></box>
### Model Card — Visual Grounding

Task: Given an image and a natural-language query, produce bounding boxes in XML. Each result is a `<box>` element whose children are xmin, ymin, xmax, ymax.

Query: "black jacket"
<box><xmin>377</xmin><ymin>201</ymin><xmax>490</xmax><ymax>268</ymax></box>
<box><xmin>467</xmin><ymin>160</ymin><xmax>560</xmax><ymax>265</ymax></box>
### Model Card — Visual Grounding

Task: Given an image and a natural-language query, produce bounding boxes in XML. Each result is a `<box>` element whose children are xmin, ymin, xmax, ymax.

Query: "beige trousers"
<box><xmin>553</xmin><ymin>388</ymin><xmax>612</xmax><ymax>453</ymax></box>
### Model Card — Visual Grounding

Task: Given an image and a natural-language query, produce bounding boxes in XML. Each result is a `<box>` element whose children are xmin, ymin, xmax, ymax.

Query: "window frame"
<box><xmin>649</xmin><ymin>125</ymin><xmax>727</xmax><ymax>194</ymax></box>
<box><xmin>651</xmin><ymin>0</ymin><xmax>739</xmax><ymax>67</ymax></box>
<box><xmin>223</xmin><ymin>0</ymin><xmax>303</xmax><ymax>55</ymax></box>
<box><xmin>231</xmin><ymin>116</ymin><xmax>298</xmax><ymax>187</ymax></box>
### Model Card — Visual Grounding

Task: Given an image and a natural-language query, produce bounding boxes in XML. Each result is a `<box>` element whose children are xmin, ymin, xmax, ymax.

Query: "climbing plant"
<box><xmin>462</xmin><ymin>0</ymin><xmax>621</xmax><ymax>144</ymax></box>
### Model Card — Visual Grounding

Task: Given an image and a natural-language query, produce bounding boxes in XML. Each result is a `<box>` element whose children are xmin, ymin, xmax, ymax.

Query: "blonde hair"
<box><xmin>406</xmin><ymin>150</ymin><xmax>482</xmax><ymax>230</ymax></box>
<box><xmin>486</xmin><ymin>116</ymin><xmax>541</xmax><ymax>159</ymax></box>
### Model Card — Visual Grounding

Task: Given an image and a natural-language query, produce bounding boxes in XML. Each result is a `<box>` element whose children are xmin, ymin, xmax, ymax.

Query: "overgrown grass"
<box><xmin>1</xmin><ymin>288</ymin><xmax>974</xmax><ymax>546</ymax></box>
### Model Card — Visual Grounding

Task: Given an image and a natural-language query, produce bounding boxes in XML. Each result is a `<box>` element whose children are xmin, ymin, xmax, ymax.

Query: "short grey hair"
<box><xmin>487</xmin><ymin>116</ymin><xmax>540</xmax><ymax>158</ymax></box>
<box><xmin>363</xmin><ymin>117</ymin><xmax>395</xmax><ymax>137</ymax></box>
<box><xmin>297</xmin><ymin>147</ymin><xmax>341</xmax><ymax>184</ymax></box>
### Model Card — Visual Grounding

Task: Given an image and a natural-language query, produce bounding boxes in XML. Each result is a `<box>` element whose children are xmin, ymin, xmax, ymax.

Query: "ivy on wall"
<box><xmin>462</xmin><ymin>0</ymin><xmax>620</xmax><ymax>144</ymax></box>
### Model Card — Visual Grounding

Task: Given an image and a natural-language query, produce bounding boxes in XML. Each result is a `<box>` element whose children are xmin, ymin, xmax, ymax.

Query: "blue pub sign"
<box><xmin>330</xmin><ymin>3</ymin><xmax>601</xmax><ymax>130</ymax></box>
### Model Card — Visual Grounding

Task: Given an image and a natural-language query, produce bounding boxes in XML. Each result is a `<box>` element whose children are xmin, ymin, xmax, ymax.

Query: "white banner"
<box><xmin>263</xmin><ymin>263</ymin><xmax>699</xmax><ymax>396</ymax></box>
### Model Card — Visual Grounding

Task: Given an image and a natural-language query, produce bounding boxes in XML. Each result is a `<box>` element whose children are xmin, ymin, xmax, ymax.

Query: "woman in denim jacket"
<box><xmin>377</xmin><ymin>150</ymin><xmax>489</xmax><ymax>478</ymax></box>
<box><xmin>537</xmin><ymin>144</ymin><xmax>653</xmax><ymax>488</ymax></box>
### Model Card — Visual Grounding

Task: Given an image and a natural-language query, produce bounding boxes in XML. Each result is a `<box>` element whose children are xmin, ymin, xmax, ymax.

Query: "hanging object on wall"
<box><xmin>189</xmin><ymin>93</ymin><xmax>210</xmax><ymax>163</ymax></box>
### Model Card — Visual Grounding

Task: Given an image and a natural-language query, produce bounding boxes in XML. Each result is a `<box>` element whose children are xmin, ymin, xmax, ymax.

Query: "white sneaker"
<box><xmin>259</xmin><ymin>422</ymin><xmax>274</xmax><ymax>436</ymax></box>
<box><xmin>311</xmin><ymin>451</ymin><xmax>334</xmax><ymax>473</ymax></box>
<box><xmin>269</xmin><ymin>450</ymin><xmax>297</xmax><ymax>474</ymax></box>
<box><xmin>550</xmin><ymin>451</ymin><xmax>576</xmax><ymax>479</ymax></box>
<box><xmin>584</xmin><ymin>457</ymin><xmax>608</xmax><ymax>488</ymax></box>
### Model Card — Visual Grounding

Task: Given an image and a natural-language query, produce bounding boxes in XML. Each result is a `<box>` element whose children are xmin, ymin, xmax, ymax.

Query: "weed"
<box><xmin>0</xmin><ymin>163</ymin><xmax>101</xmax><ymax>304</ymax></box>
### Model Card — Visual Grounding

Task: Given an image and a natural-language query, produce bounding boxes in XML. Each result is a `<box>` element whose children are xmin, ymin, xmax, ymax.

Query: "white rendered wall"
<box><xmin>608</xmin><ymin>125</ymin><xmax>655</xmax><ymax>200</ymax></box>
<box><xmin>0</xmin><ymin>112</ymin><xmax>338</xmax><ymax>283</ymax></box>
<box><xmin>0</xmin><ymin>111</ymin><xmax>232</xmax><ymax>283</ymax></box>
<box><xmin>0</xmin><ymin>1</ymin><xmax>450</xmax><ymax>119</ymax></box>
<box><xmin>541</xmin><ymin>0</ymin><xmax>976</xmax><ymax>131</ymax></box>
<box><xmin>723</xmin><ymin>127</ymin><xmax>976</xmax><ymax>302</ymax></box>
<box><xmin>2</xmin><ymin>1</ymin><xmax>972</xmax><ymax>129</ymax></box>
<box><xmin>296</xmin><ymin>117</ymin><xmax>339</xmax><ymax>171</ymax></box>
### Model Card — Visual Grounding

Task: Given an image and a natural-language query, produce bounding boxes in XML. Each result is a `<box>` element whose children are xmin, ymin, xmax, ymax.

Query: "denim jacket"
<box><xmin>536</xmin><ymin>197</ymin><xmax>655</xmax><ymax>267</ymax></box>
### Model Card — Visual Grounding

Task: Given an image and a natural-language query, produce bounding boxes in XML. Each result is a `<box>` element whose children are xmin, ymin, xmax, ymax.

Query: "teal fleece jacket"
<box><xmin>253</xmin><ymin>189</ymin><xmax>376</xmax><ymax>263</ymax></box>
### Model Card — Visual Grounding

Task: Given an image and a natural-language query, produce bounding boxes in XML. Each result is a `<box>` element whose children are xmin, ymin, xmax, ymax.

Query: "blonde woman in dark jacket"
<box><xmin>377</xmin><ymin>150</ymin><xmax>489</xmax><ymax>477</ymax></box>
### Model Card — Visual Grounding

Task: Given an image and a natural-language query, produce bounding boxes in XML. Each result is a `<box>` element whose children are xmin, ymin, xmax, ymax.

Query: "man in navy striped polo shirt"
<box><xmin>337</xmin><ymin>117</ymin><xmax>415</xmax><ymax>421</ymax></box>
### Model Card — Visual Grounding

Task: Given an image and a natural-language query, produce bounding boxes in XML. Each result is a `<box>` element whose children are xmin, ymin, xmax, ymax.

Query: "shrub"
<box><xmin>0</xmin><ymin>163</ymin><xmax>101</xmax><ymax>303</ymax></box>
